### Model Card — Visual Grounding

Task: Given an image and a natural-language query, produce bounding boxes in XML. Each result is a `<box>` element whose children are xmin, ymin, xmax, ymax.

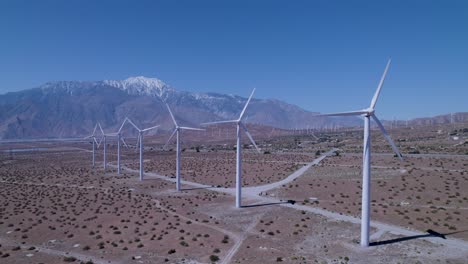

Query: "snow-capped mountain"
<box><xmin>103</xmin><ymin>76</ymin><xmax>174</xmax><ymax>98</ymax></box>
<box><xmin>0</xmin><ymin>76</ymin><xmax>356</xmax><ymax>139</ymax></box>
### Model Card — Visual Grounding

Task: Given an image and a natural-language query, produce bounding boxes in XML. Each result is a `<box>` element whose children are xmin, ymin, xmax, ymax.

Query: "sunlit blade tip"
<box><xmin>239</xmin><ymin>88</ymin><xmax>256</xmax><ymax>120</ymax></box>
<box><xmin>369</xmin><ymin>59</ymin><xmax>392</xmax><ymax>109</ymax></box>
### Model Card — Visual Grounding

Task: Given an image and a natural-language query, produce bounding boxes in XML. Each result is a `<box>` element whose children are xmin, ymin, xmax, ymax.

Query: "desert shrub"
<box><xmin>180</xmin><ymin>241</ymin><xmax>188</xmax><ymax>247</ymax></box>
<box><xmin>209</xmin><ymin>255</ymin><xmax>220</xmax><ymax>262</ymax></box>
<box><xmin>63</xmin><ymin>256</ymin><xmax>77</xmax><ymax>262</ymax></box>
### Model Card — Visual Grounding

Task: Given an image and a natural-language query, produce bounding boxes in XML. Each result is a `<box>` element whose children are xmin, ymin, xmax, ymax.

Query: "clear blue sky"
<box><xmin>0</xmin><ymin>0</ymin><xmax>467</xmax><ymax>119</ymax></box>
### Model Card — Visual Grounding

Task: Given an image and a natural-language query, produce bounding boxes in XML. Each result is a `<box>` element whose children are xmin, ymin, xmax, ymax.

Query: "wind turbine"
<box><xmin>84</xmin><ymin>124</ymin><xmax>102</xmax><ymax>167</ymax></box>
<box><xmin>316</xmin><ymin>59</ymin><xmax>403</xmax><ymax>247</ymax></box>
<box><xmin>96</xmin><ymin>123</ymin><xmax>109</xmax><ymax>170</ymax></box>
<box><xmin>163</xmin><ymin>104</ymin><xmax>205</xmax><ymax>191</ymax></box>
<box><xmin>202</xmin><ymin>88</ymin><xmax>261</xmax><ymax>208</ymax></box>
<box><xmin>126</xmin><ymin>119</ymin><xmax>160</xmax><ymax>181</ymax></box>
<box><xmin>113</xmin><ymin>118</ymin><xmax>132</xmax><ymax>174</ymax></box>
<box><xmin>96</xmin><ymin>121</ymin><xmax>130</xmax><ymax>174</ymax></box>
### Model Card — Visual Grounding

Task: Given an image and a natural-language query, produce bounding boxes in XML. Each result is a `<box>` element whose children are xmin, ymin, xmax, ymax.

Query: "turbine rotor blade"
<box><xmin>166</xmin><ymin>104</ymin><xmax>178</xmax><ymax>126</ymax></box>
<box><xmin>135</xmin><ymin>134</ymin><xmax>140</xmax><ymax>152</ymax></box>
<box><xmin>201</xmin><ymin>120</ymin><xmax>238</xmax><ymax>126</ymax></box>
<box><xmin>121</xmin><ymin>136</ymin><xmax>129</xmax><ymax>148</ymax></box>
<box><xmin>163</xmin><ymin>129</ymin><xmax>177</xmax><ymax>150</ymax></box>
<box><xmin>118</xmin><ymin>118</ymin><xmax>128</xmax><ymax>133</ymax></box>
<box><xmin>179</xmin><ymin>126</ymin><xmax>205</xmax><ymax>131</ymax></box>
<box><xmin>239</xmin><ymin>88</ymin><xmax>256</xmax><ymax>120</ymax></box>
<box><xmin>240</xmin><ymin>122</ymin><xmax>261</xmax><ymax>153</ymax></box>
<box><xmin>142</xmin><ymin>125</ymin><xmax>160</xmax><ymax>132</ymax></box>
<box><xmin>127</xmin><ymin>119</ymin><xmax>141</xmax><ymax>131</ymax></box>
<box><xmin>311</xmin><ymin>132</ymin><xmax>319</xmax><ymax>140</ymax></box>
<box><xmin>97</xmin><ymin>135</ymin><xmax>104</xmax><ymax>148</ymax></box>
<box><xmin>370</xmin><ymin>58</ymin><xmax>391</xmax><ymax>109</ymax></box>
<box><xmin>315</xmin><ymin>109</ymin><xmax>369</xmax><ymax>117</ymax></box>
<box><xmin>92</xmin><ymin>124</ymin><xmax>97</xmax><ymax>136</ymax></box>
<box><xmin>98</xmin><ymin>122</ymin><xmax>105</xmax><ymax>135</ymax></box>
<box><xmin>372</xmin><ymin>115</ymin><xmax>403</xmax><ymax>161</ymax></box>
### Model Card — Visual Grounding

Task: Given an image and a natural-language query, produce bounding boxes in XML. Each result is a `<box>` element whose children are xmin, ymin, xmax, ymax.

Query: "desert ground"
<box><xmin>0</xmin><ymin>122</ymin><xmax>467</xmax><ymax>263</ymax></box>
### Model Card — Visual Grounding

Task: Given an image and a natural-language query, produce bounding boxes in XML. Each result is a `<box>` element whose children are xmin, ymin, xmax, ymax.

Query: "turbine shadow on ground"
<box><xmin>370</xmin><ymin>229</ymin><xmax>468</xmax><ymax>246</ymax></box>
<box><xmin>242</xmin><ymin>200</ymin><xmax>296</xmax><ymax>208</ymax></box>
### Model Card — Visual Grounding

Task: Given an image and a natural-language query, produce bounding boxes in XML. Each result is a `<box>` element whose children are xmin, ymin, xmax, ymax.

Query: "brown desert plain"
<box><xmin>0</xmin><ymin>122</ymin><xmax>468</xmax><ymax>263</ymax></box>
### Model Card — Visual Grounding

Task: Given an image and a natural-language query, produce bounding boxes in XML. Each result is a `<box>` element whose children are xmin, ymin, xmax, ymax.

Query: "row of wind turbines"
<box><xmin>84</xmin><ymin>59</ymin><xmax>403</xmax><ymax>247</ymax></box>
<box><xmin>85</xmin><ymin>104</ymin><xmax>202</xmax><ymax>184</ymax></box>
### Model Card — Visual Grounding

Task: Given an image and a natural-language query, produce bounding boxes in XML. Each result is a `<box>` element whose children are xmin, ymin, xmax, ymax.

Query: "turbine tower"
<box><xmin>127</xmin><ymin>119</ymin><xmax>160</xmax><ymax>181</ymax></box>
<box><xmin>163</xmin><ymin>104</ymin><xmax>205</xmax><ymax>191</ymax></box>
<box><xmin>202</xmin><ymin>88</ymin><xmax>261</xmax><ymax>208</ymax></box>
<box><xmin>316</xmin><ymin>59</ymin><xmax>403</xmax><ymax>247</ymax></box>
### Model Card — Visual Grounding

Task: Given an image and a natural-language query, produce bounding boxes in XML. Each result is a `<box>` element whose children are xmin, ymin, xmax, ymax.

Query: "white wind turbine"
<box><xmin>163</xmin><ymin>104</ymin><xmax>205</xmax><ymax>191</ymax></box>
<box><xmin>98</xmin><ymin>123</ymin><xmax>124</xmax><ymax>172</ymax></box>
<box><xmin>84</xmin><ymin>123</ymin><xmax>102</xmax><ymax>167</ymax></box>
<box><xmin>96</xmin><ymin>123</ymin><xmax>109</xmax><ymax>170</ymax></box>
<box><xmin>202</xmin><ymin>88</ymin><xmax>261</xmax><ymax>208</ymax></box>
<box><xmin>316</xmin><ymin>59</ymin><xmax>403</xmax><ymax>247</ymax></box>
<box><xmin>126</xmin><ymin>118</ymin><xmax>160</xmax><ymax>181</ymax></box>
<box><xmin>111</xmin><ymin>118</ymin><xmax>132</xmax><ymax>174</ymax></box>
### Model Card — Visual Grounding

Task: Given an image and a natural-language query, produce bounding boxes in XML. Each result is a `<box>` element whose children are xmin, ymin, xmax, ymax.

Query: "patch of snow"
<box><xmin>103</xmin><ymin>76</ymin><xmax>174</xmax><ymax>97</ymax></box>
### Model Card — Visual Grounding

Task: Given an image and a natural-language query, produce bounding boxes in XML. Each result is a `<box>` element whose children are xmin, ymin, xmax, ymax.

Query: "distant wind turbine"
<box><xmin>202</xmin><ymin>88</ymin><xmax>261</xmax><ymax>208</ymax></box>
<box><xmin>113</xmin><ymin>118</ymin><xmax>132</xmax><ymax>174</ymax></box>
<box><xmin>126</xmin><ymin>119</ymin><xmax>160</xmax><ymax>181</ymax></box>
<box><xmin>97</xmin><ymin>123</ymin><xmax>128</xmax><ymax>173</ymax></box>
<box><xmin>97</xmin><ymin>123</ymin><xmax>109</xmax><ymax>170</ymax></box>
<box><xmin>84</xmin><ymin>123</ymin><xmax>101</xmax><ymax>167</ymax></box>
<box><xmin>316</xmin><ymin>59</ymin><xmax>403</xmax><ymax>247</ymax></box>
<box><xmin>163</xmin><ymin>104</ymin><xmax>205</xmax><ymax>191</ymax></box>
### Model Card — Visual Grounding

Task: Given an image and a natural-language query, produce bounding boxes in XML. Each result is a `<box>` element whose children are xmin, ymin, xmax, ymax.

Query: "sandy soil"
<box><xmin>0</xmin><ymin>122</ymin><xmax>467</xmax><ymax>263</ymax></box>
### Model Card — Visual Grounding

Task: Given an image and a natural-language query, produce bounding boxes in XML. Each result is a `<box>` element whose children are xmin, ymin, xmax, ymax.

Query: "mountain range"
<box><xmin>0</xmin><ymin>76</ymin><xmax>465</xmax><ymax>139</ymax></box>
<box><xmin>0</xmin><ymin>76</ymin><xmax>353</xmax><ymax>139</ymax></box>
